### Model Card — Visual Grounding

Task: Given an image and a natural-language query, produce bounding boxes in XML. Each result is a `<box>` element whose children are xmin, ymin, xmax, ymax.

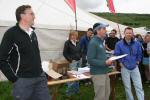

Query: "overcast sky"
<box><xmin>76</xmin><ymin>0</ymin><xmax>150</xmax><ymax>14</ymax></box>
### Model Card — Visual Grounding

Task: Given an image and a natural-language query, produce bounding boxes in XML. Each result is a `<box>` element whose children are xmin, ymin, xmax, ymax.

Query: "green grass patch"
<box><xmin>0</xmin><ymin>80</ymin><xmax>150</xmax><ymax>100</ymax></box>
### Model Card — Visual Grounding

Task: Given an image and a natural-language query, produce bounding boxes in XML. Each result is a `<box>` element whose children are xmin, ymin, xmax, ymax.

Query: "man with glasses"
<box><xmin>114</xmin><ymin>27</ymin><xmax>144</xmax><ymax>100</ymax></box>
<box><xmin>0</xmin><ymin>5</ymin><xmax>51</xmax><ymax>100</ymax></box>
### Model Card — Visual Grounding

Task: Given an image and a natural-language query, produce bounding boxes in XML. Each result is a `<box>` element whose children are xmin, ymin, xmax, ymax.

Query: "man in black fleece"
<box><xmin>0</xmin><ymin>5</ymin><xmax>51</xmax><ymax>100</ymax></box>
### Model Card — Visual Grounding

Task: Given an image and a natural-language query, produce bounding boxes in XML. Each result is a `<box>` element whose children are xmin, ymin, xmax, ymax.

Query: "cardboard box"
<box><xmin>52</xmin><ymin>59</ymin><xmax>69</xmax><ymax>75</ymax></box>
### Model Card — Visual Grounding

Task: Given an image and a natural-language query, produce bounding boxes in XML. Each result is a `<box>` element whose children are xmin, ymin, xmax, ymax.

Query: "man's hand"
<box><xmin>105</xmin><ymin>59</ymin><xmax>114</xmax><ymax>66</ymax></box>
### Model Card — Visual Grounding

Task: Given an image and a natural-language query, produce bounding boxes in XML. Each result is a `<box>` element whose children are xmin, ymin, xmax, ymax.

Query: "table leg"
<box><xmin>49</xmin><ymin>85</ymin><xmax>60</xmax><ymax>100</ymax></box>
<box><xmin>110</xmin><ymin>75</ymin><xmax>117</xmax><ymax>100</ymax></box>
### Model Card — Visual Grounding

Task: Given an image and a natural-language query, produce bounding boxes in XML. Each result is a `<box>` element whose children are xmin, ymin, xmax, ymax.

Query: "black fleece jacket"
<box><xmin>63</xmin><ymin>40</ymin><xmax>81</xmax><ymax>62</ymax></box>
<box><xmin>0</xmin><ymin>23</ymin><xmax>43</xmax><ymax>83</ymax></box>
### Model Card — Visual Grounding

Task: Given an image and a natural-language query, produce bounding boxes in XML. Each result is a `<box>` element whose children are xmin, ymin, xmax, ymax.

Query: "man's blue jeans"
<box><xmin>121</xmin><ymin>66</ymin><xmax>144</xmax><ymax>100</ymax></box>
<box><xmin>12</xmin><ymin>72</ymin><xmax>51</xmax><ymax>100</ymax></box>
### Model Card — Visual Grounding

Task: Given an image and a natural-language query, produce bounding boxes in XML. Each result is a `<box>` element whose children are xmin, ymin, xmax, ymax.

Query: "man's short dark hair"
<box><xmin>15</xmin><ymin>5</ymin><xmax>31</xmax><ymax>22</ymax></box>
<box><xmin>124</xmin><ymin>27</ymin><xmax>133</xmax><ymax>33</ymax></box>
<box><xmin>87</xmin><ymin>28</ymin><xmax>93</xmax><ymax>32</ymax></box>
<box><xmin>93</xmin><ymin>23</ymin><xmax>100</xmax><ymax>35</ymax></box>
<box><xmin>111</xmin><ymin>29</ymin><xmax>117</xmax><ymax>33</ymax></box>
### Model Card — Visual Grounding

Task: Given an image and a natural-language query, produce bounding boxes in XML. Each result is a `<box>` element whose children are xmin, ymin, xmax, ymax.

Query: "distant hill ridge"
<box><xmin>92</xmin><ymin>12</ymin><xmax>150</xmax><ymax>29</ymax></box>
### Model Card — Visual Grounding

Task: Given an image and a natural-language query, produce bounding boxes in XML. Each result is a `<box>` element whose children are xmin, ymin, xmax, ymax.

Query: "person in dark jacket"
<box><xmin>63</xmin><ymin>30</ymin><xmax>81</xmax><ymax>96</ymax></box>
<box><xmin>142</xmin><ymin>34</ymin><xmax>150</xmax><ymax>86</ymax></box>
<box><xmin>114</xmin><ymin>27</ymin><xmax>144</xmax><ymax>100</ymax></box>
<box><xmin>0</xmin><ymin>5</ymin><xmax>51</xmax><ymax>100</ymax></box>
<box><xmin>80</xmin><ymin>28</ymin><xmax>93</xmax><ymax>67</ymax></box>
<box><xmin>105</xmin><ymin>29</ymin><xmax>119</xmax><ymax>52</ymax></box>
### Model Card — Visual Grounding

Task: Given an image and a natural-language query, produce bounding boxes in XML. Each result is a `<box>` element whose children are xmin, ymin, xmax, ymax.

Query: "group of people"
<box><xmin>0</xmin><ymin>4</ymin><xmax>150</xmax><ymax>100</ymax></box>
<box><xmin>63</xmin><ymin>22</ymin><xmax>150</xmax><ymax>100</ymax></box>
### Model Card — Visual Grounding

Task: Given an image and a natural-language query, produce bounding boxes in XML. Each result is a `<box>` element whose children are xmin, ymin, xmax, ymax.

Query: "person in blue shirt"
<box><xmin>80</xmin><ymin>28</ymin><xmax>93</xmax><ymax>67</ymax></box>
<box><xmin>114</xmin><ymin>27</ymin><xmax>144</xmax><ymax>100</ymax></box>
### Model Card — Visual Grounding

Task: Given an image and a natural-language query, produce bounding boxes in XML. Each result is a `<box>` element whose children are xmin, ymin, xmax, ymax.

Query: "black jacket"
<box><xmin>63</xmin><ymin>40</ymin><xmax>81</xmax><ymax>62</ymax></box>
<box><xmin>142</xmin><ymin>43</ymin><xmax>149</xmax><ymax>57</ymax></box>
<box><xmin>0</xmin><ymin>23</ymin><xmax>43</xmax><ymax>82</ymax></box>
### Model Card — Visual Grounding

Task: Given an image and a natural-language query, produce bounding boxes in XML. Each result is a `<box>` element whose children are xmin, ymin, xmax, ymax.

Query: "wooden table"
<box><xmin>48</xmin><ymin>71</ymin><xmax>120</xmax><ymax>100</ymax></box>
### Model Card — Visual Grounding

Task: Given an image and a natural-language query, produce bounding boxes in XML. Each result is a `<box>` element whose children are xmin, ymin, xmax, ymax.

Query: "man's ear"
<box><xmin>20</xmin><ymin>13</ymin><xmax>24</xmax><ymax>20</ymax></box>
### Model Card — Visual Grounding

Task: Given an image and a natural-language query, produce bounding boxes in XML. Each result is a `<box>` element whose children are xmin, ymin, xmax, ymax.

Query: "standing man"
<box><xmin>105</xmin><ymin>29</ymin><xmax>119</xmax><ymax>52</ymax></box>
<box><xmin>87</xmin><ymin>23</ymin><xmax>113</xmax><ymax>100</ymax></box>
<box><xmin>114</xmin><ymin>27</ymin><xmax>144</xmax><ymax>100</ymax></box>
<box><xmin>0</xmin><ymin>5</ymin><xmax>51</xmax><ymax>100</ymax></box>
<box><xmin>80</xmin><ymin>28</ymin><xmax>93</xmax><ymax>67</ymax></box>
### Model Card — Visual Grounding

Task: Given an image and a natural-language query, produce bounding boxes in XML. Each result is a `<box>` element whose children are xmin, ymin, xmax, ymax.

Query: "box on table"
<box><xmin>52</xmin><ymin>59</ymin><xmax>69</xmax><ymax>76</ymax></box>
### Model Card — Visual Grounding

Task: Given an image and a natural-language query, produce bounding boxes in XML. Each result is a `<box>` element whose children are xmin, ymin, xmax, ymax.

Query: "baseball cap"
<box><xmin>93</xmin><ymin>22</ymin><xmax>109</xmax><ymax>32</ymax></box>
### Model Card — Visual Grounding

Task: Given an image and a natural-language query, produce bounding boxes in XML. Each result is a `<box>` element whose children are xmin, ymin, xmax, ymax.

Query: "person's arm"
<box><xmin>105</xmin><ymin>44</ymin><xmax>112</xmax><ymax>51</ymax></box>
<box><xmin>87</xmin><ymin>42</ymin><xmax>107</xmax><ymax>67</ymax></box>
<box><xmin>136</xmin><ymin>42</ymin><xmax>143</xmax><ymax>64</ymax></box>
<box><xmin>114</xmin><ymin>42</ymin><xmax>122</xmax><ymax>63</ymax></box>
<box><xmin>63</xmin><ymin>41</ymin><xmax>72</xmax><ymax>62</ymax></box>
<box><xmin>79</xmin><ymin>38</ymin><xmax>85</xmax><ymax>54</ymax></box>
<box><xmin>105</xmin><ymin>38</ymin><xmax>112</xmax><ymax>51</ymax></box>
<box><xmin>147</xmin><ymin>42</ymin><xmax>150</xmax><ymax>55</ymax></box>
<box><xmin>114</xmin><ymin>42</ymin><xmax>121</xmax><ymax>56</ymax></box>
<box><xmin>114</xmin><ymin>42</ymin><xmax>124</xmax><ymax>66</ymax></box>
<box><xmin>0</xmin><ymin>30</ymin><xmax>18</xmax><ymax>83</ymax></box>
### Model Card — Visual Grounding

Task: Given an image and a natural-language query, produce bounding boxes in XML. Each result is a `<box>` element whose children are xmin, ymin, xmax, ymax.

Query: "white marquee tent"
<box><xmin>0</xmin><ymin>0</ymin><xmax>147</xmax><ymax>81</ymax></box>
<box><xmin>0</xmin><ymin>0</ymin><xmax>146</xmax><ymax>60</ymax></box>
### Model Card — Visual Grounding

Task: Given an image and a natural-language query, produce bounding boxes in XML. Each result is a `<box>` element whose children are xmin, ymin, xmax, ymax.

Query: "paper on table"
<box><xmin>78</xmin><ymin>67</ymin><xmax>90</xmax><ymax>74</ymax></box>
<box><xmin>108</xmin><ymin>54</ymin><xmax>128</xmax><ymax>61</ymax></box>
<box><xmin>47</xmin><ymin>70</ymin><xmax>62</xmax><ymax>79</ymax></box>
<box><xmin>67</xmin><ymin>70</ymin><xmax>82</xmax><ymax>75</ymax></box>
<box><xmin>72</xmin><ymin>74</ymin><xmax>90</xmax><ymax>79</ymax></box>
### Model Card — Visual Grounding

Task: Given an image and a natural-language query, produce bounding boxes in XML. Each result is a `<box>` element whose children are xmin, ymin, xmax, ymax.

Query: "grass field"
<box><xmin>0</xmin><ymin>79</ymin><xmax>150</xmax><ymax>100</ymax></box>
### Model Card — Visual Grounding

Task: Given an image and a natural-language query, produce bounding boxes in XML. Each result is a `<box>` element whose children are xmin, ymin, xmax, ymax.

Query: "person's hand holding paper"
<box><xmin>105</xmin><ymin>59</ymin><xmax>114</xmax><ymax>66</ymax></box>
<box><xmin>105</xmin><ymin>54</ymin><xmax>127</xmax><ymax>66</ymax></box>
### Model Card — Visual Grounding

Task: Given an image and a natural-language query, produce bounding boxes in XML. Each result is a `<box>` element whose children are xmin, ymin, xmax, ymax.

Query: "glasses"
<box><xmin>23</xmin><ymin>12</ymin><xmax>35</xmax><ymax>16</ymax></box>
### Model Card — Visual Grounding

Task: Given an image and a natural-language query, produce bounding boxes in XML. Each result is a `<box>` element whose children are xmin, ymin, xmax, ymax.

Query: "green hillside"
<box><xmin>92</xmin><ymin>13</ymin><xmax>150</xmax><ymax>29</ymax></box>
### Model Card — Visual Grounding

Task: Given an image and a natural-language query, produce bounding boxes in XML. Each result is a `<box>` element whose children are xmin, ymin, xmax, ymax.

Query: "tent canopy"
<box><xmin>0</xmin><ymin>0</ymin><xmax>146</xmax><ymax>34</ymax></box>
<box><xmin>0</xmin><ymin>0</ymin><xmax>111</xmax><ymax>31</ymax></box>
<box><xmin>0</xmin><ymin>0</ymin><xmax>147</xmax><ymax>60</ymax></box>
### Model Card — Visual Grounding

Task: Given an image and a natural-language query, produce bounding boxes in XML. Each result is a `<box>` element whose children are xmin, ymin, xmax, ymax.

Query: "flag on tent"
<box><xmin>106</xmin><ymin>0</ymin><xmax>116</xmax><ymax>14</ymax></box>
<box><xmin>65</xmin><ymin>0</ymin><xmax>76</xmax><ymax>13</ymax></box>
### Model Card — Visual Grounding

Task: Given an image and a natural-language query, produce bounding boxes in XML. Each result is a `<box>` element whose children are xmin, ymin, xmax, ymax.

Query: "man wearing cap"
<box><xmin>87</xmin><ymin>23</ymin><xmax>113</xmax><ymax>100</ymax></box>
<box><xmin>114</xmin><ymin>27</ymin><xmax>144</xmax><ymax>100</ymax></box>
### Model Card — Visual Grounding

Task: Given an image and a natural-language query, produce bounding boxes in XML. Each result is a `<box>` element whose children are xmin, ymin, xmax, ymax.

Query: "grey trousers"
<box><xmin>12</xmin><ymin>72</ymin><xmax>51</xmax><ymax>100</ymax></box>
<box><xmin>92</xmin><ymin>74</ymin><xmax>110</xmax><ymax>100</ymax></box>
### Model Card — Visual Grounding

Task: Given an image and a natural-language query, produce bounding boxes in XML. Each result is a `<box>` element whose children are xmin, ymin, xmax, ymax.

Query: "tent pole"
<box><xmin>75</xmin><ymin>11</ymin><xmax>77</xmax><ymax>31</ymax></box>
<box><xmin>115</xmin><ymin>14</ymin><xmax>122</xmax><ymax>39</ymax></box>
<box><xmin>117</xmin><ymin>23</ymin><xmax>121</xmax><ymax>39</ymax></box>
